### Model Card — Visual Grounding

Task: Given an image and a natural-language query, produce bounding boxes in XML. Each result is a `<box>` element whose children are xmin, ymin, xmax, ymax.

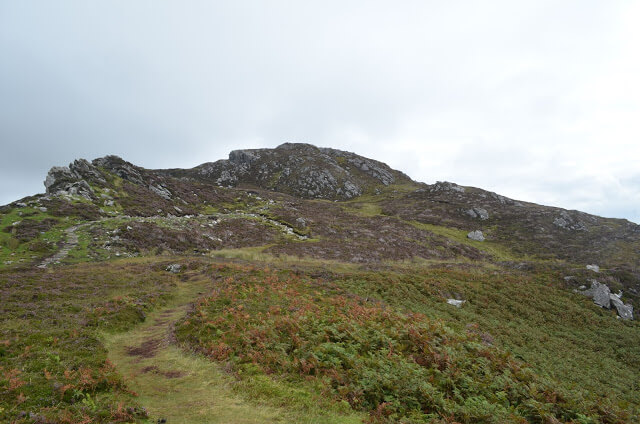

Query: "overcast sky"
<box><xmin>1</xmin><ymin>1</ymin><xmax>639</xmax><ymax>222</ymax></box>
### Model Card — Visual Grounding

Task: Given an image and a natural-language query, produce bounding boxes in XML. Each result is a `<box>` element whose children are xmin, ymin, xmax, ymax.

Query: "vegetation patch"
<box><xmin>176</xmin><ymin>264</ymin><xmax>630</xmax><ymax>423</ymax></box>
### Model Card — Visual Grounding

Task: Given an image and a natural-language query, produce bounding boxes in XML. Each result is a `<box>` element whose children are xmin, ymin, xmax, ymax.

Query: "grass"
<box><xmin>0</xmin><ymin>258</ymin><xmax>178</xmax><ymax>423</ymax></box>
<box><xmin>408</xmin><ymin>221</ymin><xmax>533</xmax><ymax>262</ymax></box>
<box><xmin>175</xmin><ymin>263</ymin><xmax>635</xmax><ymax>423</ymax></box>
<box><xmin>104</xmin><ymin>272</ymin><xmax>363</xmax><ymax>423</ymax></box>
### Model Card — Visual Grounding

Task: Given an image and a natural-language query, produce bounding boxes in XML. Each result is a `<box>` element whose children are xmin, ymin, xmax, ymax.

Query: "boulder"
<box><xmin>609</xmin><ymin>294</ymin><xmax>634</xmax><ymax>320</ymax></box>
<box><xmin>44</xmin><ymin>166</ymin><xmax>77</xmax><ymax>193</ymax></box>
<box><xmin>150</xmin><ymin>184</ymin><xmax>172</xmax><ymax>200</ymax></box>
<box><xmin>553</xmin><ymin>211</ymin><xmax>587</xmax><ymax>231</ymax></box>
<box><xmin>44</xmin><ymin>166</ymin><xmax>95</xmax><ymax>200</ymax></box>
<box><xmin>447</xmin><ymin>299</ymin><xmax>466</xmax><ymax>308</ymax></box>
<box><xmin>465</xmin><ymin>208</ymin><xmax>489</xmax><ymax>220</ymax></box>
<box><xmin>586</xmin><ymin>264</ymin><xmax>600</xmax><ymax>273</ymax></box>
<box><xmin>581</xmin><ymin>280</ymin><xmax>611</xmax><ymax>308</ymax></box>
<box><xmin>431</xmin><ymin>181</ymin><xmax>465</xmax><ymax>193</ymax></box>
<box><xmin>467</xmin><ymin>230</ymin><xmax>485</xmax><ymax>242</ymax></box>
<box><xmin>166</xmin><ymin>264</ymin><xmax>182</xmax><ymax>273</ymax></box>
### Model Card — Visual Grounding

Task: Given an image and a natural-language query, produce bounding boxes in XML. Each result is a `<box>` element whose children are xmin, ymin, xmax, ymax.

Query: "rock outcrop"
<box><xmin>465</xmin><ymin>207</ymin><xmax>489</xmax><ymax>220</ymax></box>
<box><xmin>580</xmin><ymin>280</ymin><xmax>634</xmax><ymax>319</ymax></box>
<box><xmin>467</xmin><ymin>230</ymin><xmax>485</xmax><ymax>242</ymax></box>
<box><xmin>168</xmin><ymin>143</ymin><xmax>412</xmax><ymax>200</ymax></box>
<box><xmin>553</xmin><ymin>211</ymin><xmax>587</xmax><ymax>231</ymax></box>
<box><xmin>610</xmin><ymin>294</ymin><xmax>634</xmax><ymax>320</ymax></box>
<box><xmin>44</xmin><ymin>163</ymin><xmax>97</xmax><ymax>200</ymax></box>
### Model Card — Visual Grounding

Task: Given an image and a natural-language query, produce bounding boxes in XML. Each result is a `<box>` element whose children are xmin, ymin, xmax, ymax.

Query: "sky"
<box><xmin>1</xmin><ymin>1</ymin><xmax>639</xmax><ymax>222</ymax></box>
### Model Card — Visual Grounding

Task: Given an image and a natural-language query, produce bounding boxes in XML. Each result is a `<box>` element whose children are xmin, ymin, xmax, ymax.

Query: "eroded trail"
<box><xmin>37</xmin><ymin>225</ymin><xmax>80</xmax><ymax>268</ymax></box>
<box><xmin>103</xmin><ymin>278</ymin><xmax>288</xmax><ymax>424</ymax></box>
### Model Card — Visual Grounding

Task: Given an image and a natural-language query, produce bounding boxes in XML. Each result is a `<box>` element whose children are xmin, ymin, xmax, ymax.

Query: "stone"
<box><xmin>166</xmin><ymin>264</ymin><xmax>181</xmax><ymax>273</ymax></box>
<box><xmin>296</xmin><ymin>217</ymin><xmax>307</xmax><ymax>228</ymax></box>
<box><xmin>447</xmin><ymin>299</ymin><xmax>466</xmax><ymax>308</ymax></box>
<box><xmin>586</xmin><ymin>264</ymin><xmax>600</xmax><ymax>273</ymax></box>
<box><xmin>465</xmin><ymin>208</ymin><xmax>489</xmax><ymax>220</ymax></box>
<box><xmin>70</xmin><ymin>159</ymin><xmax>106</xmax><ymax>184</ymax></box>
<box><xmin>431</xmin><ymin>181</ymin><xmax>465</xmax><ymax>193</ymax></box>
<box><xmin>467</xmin><ymin>230</ymin><xmax>485</xmax><ymax>241</ymax></box>
<box><xmin>150</xmin><ymin>184</ymin><xmax>172</xmax><ymax>200</ymax></box>
<box><xmin>609</xmin><ymin>294</ymin><xmax>634</xmax><ymax>320</ymax></box>
<box><xmin>44</xmin><ymin>166</ymin><xmax>77</xmax><ymax>192</ymax></box>
<box><xmin>581</xmin><ymin>280</ymin><xmax>611</xmax><ymax>308</ymax></box>
<box><xmin>553</xmin><ymin>211</ymin><xmax>587</xmax><ymax>231</ymax></box>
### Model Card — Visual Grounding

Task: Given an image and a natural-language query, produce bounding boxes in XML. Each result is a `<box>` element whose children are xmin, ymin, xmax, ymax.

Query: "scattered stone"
<box><xmin>467</xmin><ymin>230</ymin><xmax>485</xmax><ymax>242</ymax></box>
<box><xmin>586</xmin><ymin>264</ymin><xmax>600</xmax><ymax>273</ymax></box>
<box><xmin>296</xmin><ymin>217</ymin><xmax>307</xmax><ymax>228</ymax></box>
<box><xmin>166</xmin><ymin>264</ymin><xmax>181</xmax><ymax>273</ymax></box>
<box><xmin>447</xmin><ymin>299</ymin><xmax>466</xmax><ymax>308</ymax></box>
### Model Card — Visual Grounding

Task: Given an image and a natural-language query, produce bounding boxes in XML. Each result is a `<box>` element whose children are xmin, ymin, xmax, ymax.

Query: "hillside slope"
<box><xmin>1</xmin><ymin>143</ymin><xmax>639</xmax><ymax>423</ymax></box>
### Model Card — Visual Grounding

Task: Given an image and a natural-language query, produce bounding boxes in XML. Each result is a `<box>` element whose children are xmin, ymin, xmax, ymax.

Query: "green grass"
<box><xmin>408</xmin><ymin>221</ymin><xmax>534</xmax><ymax>262</ymax></box>
<box><xmin>0</xmin><ymin>258</ymin><xmax>178</xmax><ymax>423</ymax></box>
<box><xmin>104</xmin><ymin>273</ymin><xmax>363</xmax><ymax>423</ymax></box>
<box><xmin>175</xmin><ymin>263</ymin><xmax>634</xmax><ymax>423</ymax></box>
<box><xmin>333</xmin><ymin>266</ymin><xmax>640</xmax><ymax>414</ymax></box>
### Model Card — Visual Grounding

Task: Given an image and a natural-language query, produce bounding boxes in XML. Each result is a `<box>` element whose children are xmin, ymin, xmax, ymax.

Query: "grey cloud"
<box><xmin>1</xmin><ymin>1</ymin><xmax>638</xmax><ymax>223</ymax></box>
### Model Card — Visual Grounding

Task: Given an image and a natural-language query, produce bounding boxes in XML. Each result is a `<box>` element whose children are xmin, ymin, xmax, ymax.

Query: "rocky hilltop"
<box><xmin>161</xmin><ymin>143</ymin><xmax>412</xmax><ymax>199</ymax></box>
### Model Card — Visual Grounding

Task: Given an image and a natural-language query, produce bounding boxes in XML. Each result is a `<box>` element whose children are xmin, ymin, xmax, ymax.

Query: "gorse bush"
<box><xmin>176</xmin><ymin>264</ymin><xmax>628</xmax><ymax>423</ymax></box>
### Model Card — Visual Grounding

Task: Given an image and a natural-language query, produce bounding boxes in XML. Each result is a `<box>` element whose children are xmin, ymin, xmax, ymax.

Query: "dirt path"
<box><xmin>103</xmin><ymin>278</ymin><xmax>292</xmax><ymax>424</ymax></box>
<box><xmin>37</xmin><ymin>225</ymin><xmax>80</xmax><ymax>268</ymax></box>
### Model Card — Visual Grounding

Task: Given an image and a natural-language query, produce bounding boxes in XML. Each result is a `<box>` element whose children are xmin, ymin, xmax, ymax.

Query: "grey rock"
<box><xmin>149</xmin><ymin>184</ymin><xmax>172</xmax><ymax>200</ymax></box>
<box><xmin>586</xmin><ymin>264</ymin><xmax>600</xmax><ymax>273</ymax></box>
<box><xmin>431</xmin><ymin>181</ymin><xmax>465</xmax><ymax>193</ymax></box>
<box><xmin>44</xmin><ymin>161</ymin><xmax>102</xmax><ymax>200</ymax></box>
<box><xmin>553</xmin><ymin>210</ymin><xmax>587</xmax><ymax>231</ymax></box>
<box><xmin>44</xmin><ymin>166</ymin><xmax>77</xmax><ymax>192</ymax></box>
<box><xmin>609</xmin><ymin>294</ymin><xmax>634</xmax><ymax>320</ymax></box>
<box><xmin>188</xmin><ymin>143</ymin><xmax>406</xmax><ymax>200</ymax></box>
<box><xmin>465</xmin><ymin>207</ymin><xmax>489</xmax><ymax>220</ymax></box>
<box><xmin>166</xmin><ymin>264</ymin><xmax>182</xmax><ymax>273</ymax></box>
<box><xmin>447</xmin><ymin>299</ymin><xmax>466</xmax><ymax>308</ymax></box>
<box><xmin>467</xmin><ymin>230</ymin><xmax>485</xmax><ymax>241</ymax></box>
<box><xmin>581</xmin><ymin>280</ymin><xmax>611</xmax><ymax>308</ymax></box>
<box><xmin>295</xmin><ymin>217</ymin><xmax>307</xmax><ymax>228</ymax></box>
<box><xmin>93</xmin><ymin>155</ymin><xmax>145</xmax><ymax>185</ymax></box>
<box><xmin>70</xmin><ymin>159</ymin><xmax>106</xmax><ymax>184</ymax></box>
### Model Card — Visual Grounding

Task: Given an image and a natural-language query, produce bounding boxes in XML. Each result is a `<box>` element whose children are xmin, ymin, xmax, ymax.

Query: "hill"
<box><xmin>1</xmin><ymin>143</ymin><xmax>639</xmax><ymax>423</ymax></box>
